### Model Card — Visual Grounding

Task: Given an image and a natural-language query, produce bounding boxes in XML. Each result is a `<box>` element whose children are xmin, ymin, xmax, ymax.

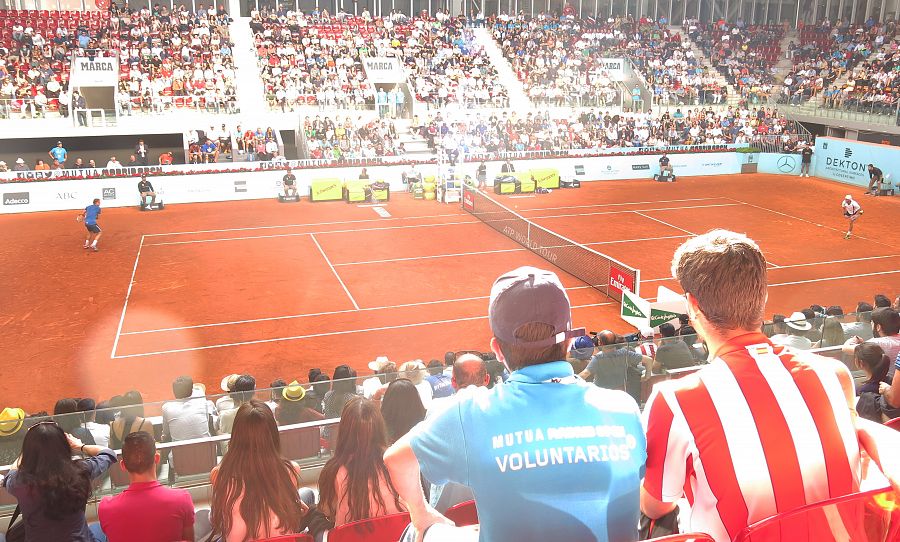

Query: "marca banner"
<box><xmin>621</xmin><ymin>289</ymin><xmax>650</xmax><ymax>329</ymax></box>
<box><xmin>70</xmin><ymin>57</ymin><xmax>119</xmax><ymax>86</ymax></box>
<box><xmin>591</xmin><ymin>58</ymin><xmax>626</xmax><ymax>81</ymax></box>
<box><xmin>362</xmin><ymin>57</ymin><xmax>406</xmax><ymax>84</ymax></box>
<box><xmin>813</xmin><ymin>137</ymin><xmax>899</xmax><ymax>188</ymax></box>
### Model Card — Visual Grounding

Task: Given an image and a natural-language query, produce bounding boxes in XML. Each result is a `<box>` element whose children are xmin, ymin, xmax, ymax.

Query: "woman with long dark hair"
<box><xmin>109</xmin><ymin>390</ymin><xmax>152</xmax><ymax>449</ymax></box>
<box><xmin>316</xmin><ymin>397</ymin><xmax>405</xmax><ymax>537</ymax></box>
<box><xmin>380</xmin><ymin>379</ymin><xmax>426</xmax><ymax>444</ymax></box>
<box><xmin>3</xmin><ymin>421</ymin><xmax>116</xmax><ymax>540</ymax></box>
<box><xmin>208</xmin><ymin>400</ymin><xmax>311</xmax><ymax>542</ymax></box>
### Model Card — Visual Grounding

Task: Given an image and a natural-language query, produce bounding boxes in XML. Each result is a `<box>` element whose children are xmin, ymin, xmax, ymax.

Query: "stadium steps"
<box><xmin>687</xmin><ymin>40</ymin><xmax>739</xmax><ymax>108</ymax></box>
<box><xmin>471</xmin><ymin>27</ymin><xmax>531</xmax><ymax>110</ymax></box>
<box><xmin>394</xmin><ymin>119</ymin><xmax>433</xmax><ymax>157</ymax></box>
<box><xmin>230</xmin><ymin>17</ymin><xmax>268</xmax><ymax>119</ymax></box>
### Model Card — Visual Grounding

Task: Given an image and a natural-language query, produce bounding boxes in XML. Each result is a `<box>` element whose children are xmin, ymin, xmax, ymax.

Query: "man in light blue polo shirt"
<box><xmin>385</xmin><ymin>266</ymin><xmax>646</xmax><ymax>542</ymax></box>
<box><xmin>49</xmin><ymin>140</ymin><xmax>67</xmax><ymax>166</ymax></box>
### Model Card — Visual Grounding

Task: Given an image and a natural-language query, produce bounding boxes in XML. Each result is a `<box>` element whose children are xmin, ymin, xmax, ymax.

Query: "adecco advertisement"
<box><xmin>0</xmin><ymin>152</ymin><xmax>743</xmax><ymax>214</ymax></box>
<box><xmin>813</xmin><ymin>137</ymin><xmax>899</xmax><ymax>188</ymax></box>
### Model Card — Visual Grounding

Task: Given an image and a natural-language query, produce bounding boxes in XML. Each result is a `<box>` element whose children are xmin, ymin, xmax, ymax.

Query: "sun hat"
<box><xmin>220</xmin><ymin>373</ymin><xmax>240</xmax><ymax>392</ymax></box>
<box><xmin>282</xmin><ymin>380</ymin><xmax>306</xmax><ymax>402</ymax></box>
<box><xmin>0</xmin><ymin>407</ymin><xmax>25</xmax><ymax>437</ymax></box>
<box><xmin>845</xmin><ymin>194</ymin><xmax>853</xmax><ymax>200</ymax></box>
<box><xmin>489</xmin><ymin>266</ymin><xmax>585</xmax><ymax>347</ymax></box>
<box><xmin>368</xmin><ymin>356</ymin><xmax>391</xmax><ymax>372</ymax></box>
<box><xmin>399</xmin><ymin>360</ymin><xmax>426</xmax><ymax>385</ymax></box>
<box><xmin>785</xmin><ymin>311</ymin><xmax>812</xmax><ymax>331</ymax></box>
<box><xmin>639</xmin><ymin>327</ymin><xmax>655</xmax><ymax>338</ymax></box>
<box><xmin>16</xmin><ymin>158</ymin><xmax>24</xmax><ymax>164</ymax></box>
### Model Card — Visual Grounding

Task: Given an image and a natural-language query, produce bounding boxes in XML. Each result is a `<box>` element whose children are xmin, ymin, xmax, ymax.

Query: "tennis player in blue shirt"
<box><xmin>80</xmin><ymin>198</ymin><xmax>102</xmax><ymax>251</ymax></box>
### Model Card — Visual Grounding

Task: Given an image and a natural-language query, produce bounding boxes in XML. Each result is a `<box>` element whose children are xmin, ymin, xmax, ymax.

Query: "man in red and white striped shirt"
<box><xmin>641</xmin><ymin>230</ymin><xmax>900</xmax><ymax>542</ymax></box>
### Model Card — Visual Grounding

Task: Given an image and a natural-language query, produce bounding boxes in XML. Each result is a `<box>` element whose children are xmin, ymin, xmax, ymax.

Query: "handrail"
<box><xmin>0</xmin><ymin>416</ymin><xmax>340</xmax><ymax>472</ymax></box>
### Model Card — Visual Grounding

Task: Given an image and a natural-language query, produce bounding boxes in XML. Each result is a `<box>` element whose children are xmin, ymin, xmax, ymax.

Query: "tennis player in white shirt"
<box><xmin>841</xmin><ymin>194</ymin><xmax>863</xmax><ymax>239</ymax></box>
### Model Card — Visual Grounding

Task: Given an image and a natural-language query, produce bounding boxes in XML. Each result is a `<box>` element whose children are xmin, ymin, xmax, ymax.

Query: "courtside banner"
<box><xmin>609</xmin><ymin>264</ymin><xmax>635</xmax><ymax>297</ymax></box>
<box><xmin>621</xmin><ymin>289</ymin><xmax>650</xmax><ymax>329</ymax></box>
<box><xmin>813</xmin><ymin>137</ymin><xmax>900</xmax><ymax>187</ymax></box>
<box><xmin>462</xmin><ymin>188</ymin><xmax>475</xmax><ymax>212</ymax></box>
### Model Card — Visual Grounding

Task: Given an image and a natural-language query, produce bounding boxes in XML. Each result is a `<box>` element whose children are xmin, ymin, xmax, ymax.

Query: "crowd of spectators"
<box><xmin>494</xmin><ymin>15</ymin><xmax>726</xmax><ymax>108</ymax></box>
<box><xmin>1</xmin><ymin>245</ymin><xmax>898</xmax><ymax>541</ymax></box>
<box><xmin>0</xmin><ymin>3</ymin><xmax>236</xmax><ymax>120</ymax></box>
<box><xmin>303</xmin><ymin>114</ymin><xmax>400</xmax><ymax>160</ymax></box>
<box><xmin>0</xmin><ymin>9</ymin><xmax>111</xmax><ymax>118</ymax></box>
<box><xmin>779</xmin><ymin>20</ymin><xmax>896</xmax><ymax>106</ymax></box>
<box><xmin>251</xmin><ymin>9</ymin><xmax>506</xmax><ymax>113</ymax></box>
<box><xmin>687</xmin><ymin>19</ymin><xmax>783</xmax><ymax>104</ymax></box>
<box><xmin>416</xmin><ymin>105</ymin><xmax>799</xmax><ymax>156</ymax></box>
<box><xmin>110</xmin><ymin>2</ymin><xmax>238</xmax><ymax>114</ymax></box>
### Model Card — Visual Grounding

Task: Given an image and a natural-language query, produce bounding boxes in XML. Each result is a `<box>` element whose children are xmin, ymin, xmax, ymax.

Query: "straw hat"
<box><xmin>0</xmin><ymin>407</ymin><xmax>25</xmax><ymax>437</ymax></box>
<box><xmin>282</xmin><ymin>380</ymin><xmax>306</xmax><ymax>402</ymax></box>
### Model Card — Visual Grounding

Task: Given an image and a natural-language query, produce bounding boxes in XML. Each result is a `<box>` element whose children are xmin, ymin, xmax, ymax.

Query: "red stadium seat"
<box><xmin>327</xmin><ymin>512</ymin><xmax>411</xmax><ymax>542</ymax></box>
<box><xmin>647</xmin><ymin>534</ymin><xmax>716</xmax><ymax>541</ymax></box>
<box><xmin>732</xmin><ymin>488</ymin><xmax>900</xmax><ymax>542</ymax></box>
<box><xmin>444</xmin><ymin>500</ymin><xmax>478</xmax><ymax>526</ymax></box>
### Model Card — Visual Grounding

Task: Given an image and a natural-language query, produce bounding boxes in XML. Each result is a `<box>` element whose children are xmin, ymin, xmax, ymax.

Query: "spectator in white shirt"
<box><xmin>398</xmin><ymin>360</ymin><xmax>432</xmax><ymax>409</ymax></box>
<box><xmin>79</xmin><ymin>398</ymin><xmax>111</xmax><ymax>448</ymax></box>
<box><xmin>161</xmin><ymin>376</ymin><xmax>218</xmax><ymax>442</ymax></box>
<box><xmin>105</xmin><ymin>157</ymin><xmax>122</xmax><ymax>169</ymax></box>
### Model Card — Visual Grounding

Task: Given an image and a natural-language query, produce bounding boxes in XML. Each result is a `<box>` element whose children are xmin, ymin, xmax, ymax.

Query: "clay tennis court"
<box><xmin>1</xmin><ymin>173</ymin><xmax>898</xmax><ymax>411</ymax></box>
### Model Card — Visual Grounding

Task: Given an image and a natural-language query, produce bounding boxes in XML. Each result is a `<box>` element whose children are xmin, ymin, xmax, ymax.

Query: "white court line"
<box><xmin>142</xmin><ymin>219</ymin><xmax>479</xmax><ymax>247</ymax></box>
<box><xmin>120</xmin><ymin>285</ymin><xmax>599</xmax><ymax>336</ymax></box>
<box><xmin>333</xmin><ymin>234</ymin><xmax>693</xmax><ymax>267</ymax></box>
<box><xmin>725</xmin><ymin>197</ymin><xmax>899</xmax><ymax>249</ymax></box>
<box><xmin>767</xmin><ymin>254</ymin><xmax>900</xmax><ymax>270</ymax></box>
<box><xmin>140</xmin><ymin>197</ymin><xmax>725</xmax><ymax>239</ymax></box>
<box><xmin>768</xmin><ymin>270</ymin><xmax>900</xmax><ymax>288</ymax></box>
<box><xmin>110</xmin><ymin>234</ymin><xmax>145</xmax><ymax>359</ymax></box>
<box><xmin>529</xmin><ymin>203</ymin><xmax>740</xmax><ymax>220</ymax></box>
<box><xmin>111</xmin><ymin>300</ymin><xmax>615</xmax><ymax>359</ymax></box>
<box><xmin>311</xmin><ymin>234</ymin><xmax>359</xmax><ymax>311</ymax></box>
<box><xmin>141</xmin><ymin>204</ymin><xmax>734</xmax><ymax>248</ymax></box>
<box><xmin>633</xmin><ymin>211</ymin><xmax>696</xmax><ymax>236</ymax></box>
<box><xmin>521</xmin><ymin>197</ymin><xmax>722</xmax><ymax>212</ymax></box>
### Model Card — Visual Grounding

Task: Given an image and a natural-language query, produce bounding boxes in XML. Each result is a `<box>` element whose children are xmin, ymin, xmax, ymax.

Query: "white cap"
<box><xmin>845</xmin><ymin>194</ymin><xmax>853</xmax><ymax>200</ymax></box>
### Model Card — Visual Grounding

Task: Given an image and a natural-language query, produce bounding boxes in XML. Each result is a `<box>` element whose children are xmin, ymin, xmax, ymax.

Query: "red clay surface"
<box><xmin>1</xmin><ymin>173</ymin><xmax>898</xmax><ymax>412</ymax></box>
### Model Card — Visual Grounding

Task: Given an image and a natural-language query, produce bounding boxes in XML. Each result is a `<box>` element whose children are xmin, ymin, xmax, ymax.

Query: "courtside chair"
<box><xmin>731</xmin><ymin>487</ymin><xmax>900</xmax><ymax>542</ymax></box>
<box><xmin>647</xmin><ymin>534</ymin><xmax>715</xmax><ymax>541</ymax></box>
<box><xmin>327</xmin><ymin>512</ymin><xmax>412</xmax><ymax>542</ymax></box>
<box><xmin>444</xmin><ymin>499</ymin><xmax>479</xmax><ymax>526</ymax></box>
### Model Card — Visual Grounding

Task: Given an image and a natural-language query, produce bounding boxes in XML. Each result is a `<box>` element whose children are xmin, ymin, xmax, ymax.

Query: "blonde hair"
<box><xmin>671</xmin><ymin>230</ymin><xmax>768</xmax><ymax>333</ymax></box>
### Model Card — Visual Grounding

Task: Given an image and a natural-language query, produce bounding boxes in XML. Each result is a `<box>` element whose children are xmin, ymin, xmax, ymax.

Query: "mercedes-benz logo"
<box><xmin>777</xmin><ymin>155</ymin><xmax>796</xmax><ymax>173</ymax></box>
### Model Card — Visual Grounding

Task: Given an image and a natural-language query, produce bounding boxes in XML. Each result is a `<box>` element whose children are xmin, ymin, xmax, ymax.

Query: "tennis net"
<box><xmin>461</xmin><ymin>185</ymin><xmax>640</xmax><ymax>302</ymax></box>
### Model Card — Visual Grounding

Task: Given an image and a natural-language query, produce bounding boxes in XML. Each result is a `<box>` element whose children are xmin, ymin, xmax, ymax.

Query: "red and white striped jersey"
<box><xmin>636</xmin><ymin>341</ymin><xmax>658</xmax><ymax>358</ymax></box>
<box><xmin>642</xmin><ymin>332</ymin><xmax>861</xmax><ymax>542</ymax></box>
